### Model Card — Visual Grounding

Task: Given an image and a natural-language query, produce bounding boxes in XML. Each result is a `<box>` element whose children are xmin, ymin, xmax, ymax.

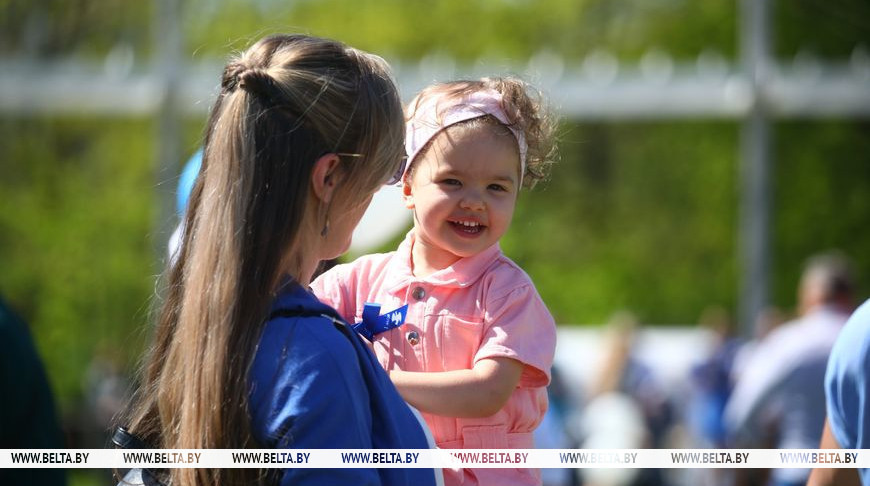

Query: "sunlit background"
<box><xmin>1</xmin><ymin>1</ymin><xmax>869</xmax><ymax>485</ymax></box>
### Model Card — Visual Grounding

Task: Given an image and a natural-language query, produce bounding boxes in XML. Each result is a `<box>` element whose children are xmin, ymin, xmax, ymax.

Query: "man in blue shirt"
<box><xmin>808</xmin><ymin>298</ymin><xmax>870</xmax><ymax>486</ymax></box>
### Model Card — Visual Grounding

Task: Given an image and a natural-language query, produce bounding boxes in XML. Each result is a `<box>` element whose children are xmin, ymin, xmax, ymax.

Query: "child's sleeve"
<box><xmin>475</xmin><ymin>284</ymin><xmax>556</xmax><ymax>388</ymax></box>
<box><xmin>310</xmin><ymin>264</ymin><xmax>356</xmax><ymax>323</ymax></box>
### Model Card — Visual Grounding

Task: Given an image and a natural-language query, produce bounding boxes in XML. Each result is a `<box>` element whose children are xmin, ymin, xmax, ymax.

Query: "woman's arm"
<box><xmin>389</xmin><ymin>357</ymin><xmax>523</xmax><ymax>417</ymax></box>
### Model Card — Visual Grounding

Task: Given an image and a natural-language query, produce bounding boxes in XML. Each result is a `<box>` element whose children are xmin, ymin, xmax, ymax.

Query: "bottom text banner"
<box><xmin>0</xmin><ymin>449</ymin><xmax>866</xmax><ymax>469</ymax></box>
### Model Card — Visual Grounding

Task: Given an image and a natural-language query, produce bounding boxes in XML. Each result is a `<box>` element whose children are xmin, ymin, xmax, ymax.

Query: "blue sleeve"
<box><xmin>249</xmin><ymin>317</ymin><xmax>381</xmax><ymax>486</ymax></box>
<box><xmin>825</xmin><ymin>299</ymin><xmax>870</xmax><ymax>450</ymax></box>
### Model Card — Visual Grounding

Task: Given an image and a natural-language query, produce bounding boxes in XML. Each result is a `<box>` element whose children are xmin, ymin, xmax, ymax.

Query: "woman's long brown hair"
<box><xmin>121</xmin><ymin>34</ymin><xmax>405</xmax><ymax>486</ymax></box>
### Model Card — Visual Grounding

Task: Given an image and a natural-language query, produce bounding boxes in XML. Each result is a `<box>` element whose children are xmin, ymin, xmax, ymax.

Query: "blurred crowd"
<box><xmin>535</xmin><ymin>251</ymin><xmax>861</xmax><ymax>486</ymax></box>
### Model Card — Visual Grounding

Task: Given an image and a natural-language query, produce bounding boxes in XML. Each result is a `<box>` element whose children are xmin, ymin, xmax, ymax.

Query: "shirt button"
<box><xmin>411</xmin><ymin>286</ymin><xmax>426</xmax><ymax>300</ymax></box>
<box><xmin>406</xmin><ymin>330</ymin><xmax>420</xmax><ymax>346</ymax></box>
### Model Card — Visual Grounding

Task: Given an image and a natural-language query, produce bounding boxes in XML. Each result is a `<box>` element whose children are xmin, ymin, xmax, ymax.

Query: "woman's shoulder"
<box><xmin>249</xmin><ymin>314</ymin><xmax>371</xmax><ymax>443</ymax></box>
<box><xmin>254</xmin><ymin>313</ymin><xmax>356</xmax><ymax>375</ymax></box>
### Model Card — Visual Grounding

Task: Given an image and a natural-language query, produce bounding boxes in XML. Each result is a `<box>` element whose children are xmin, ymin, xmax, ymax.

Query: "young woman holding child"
<box><xmin>118</xmin><ymin>33</ymin><xmax>439</xmax><ymax>486</ymax></box>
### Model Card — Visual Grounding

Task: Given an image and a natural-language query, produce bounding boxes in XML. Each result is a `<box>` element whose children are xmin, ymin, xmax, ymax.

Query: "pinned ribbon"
<box><xmin>352</xmin><ymin>303</ymin><xmax>408</xmax><ymax>341</ymax></box>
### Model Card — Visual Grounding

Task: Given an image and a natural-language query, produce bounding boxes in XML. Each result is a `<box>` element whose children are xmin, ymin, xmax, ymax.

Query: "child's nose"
<box><xmin>459</xmin><ymin>190</ymin><xmax>485</xmax><ymax>211</ymax></box>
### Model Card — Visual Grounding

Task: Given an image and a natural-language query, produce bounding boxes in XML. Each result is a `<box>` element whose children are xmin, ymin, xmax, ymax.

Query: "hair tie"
<box><xmin>238</xmin><ymin>69</ymin><xmax>283</xmax><ymax>106</ymax></box>
<box><xmin>404</xmin><ymin>89</ymin><xmax>527</xmax><ymax>184</ymax></box>
<box><xmin>221</xmin><ymin>63</ymin><xmax>282</xmax><ymax>106</ymax></box>
<box><xmin>221</xmin><ymin>62</ymin><xmax>246</xmax><ymax>92</ymax></box>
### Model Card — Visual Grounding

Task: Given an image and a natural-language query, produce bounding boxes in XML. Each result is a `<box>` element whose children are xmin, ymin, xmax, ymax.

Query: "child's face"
<box><xmin>403</xmin><ymin>125</ymin><xmax>520</xmax><ymax>266</ymax></box>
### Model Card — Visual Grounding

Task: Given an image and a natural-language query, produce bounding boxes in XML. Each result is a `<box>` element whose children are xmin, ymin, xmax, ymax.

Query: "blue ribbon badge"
<box><xmin>352</xmin><ymin>302</ymin><xmax>408</xmax><ymax>341</ymax></box>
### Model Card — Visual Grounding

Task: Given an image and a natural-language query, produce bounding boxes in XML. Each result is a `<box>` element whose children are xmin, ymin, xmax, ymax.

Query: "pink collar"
<box><xmin>384</xmin><ymin>230</ymin><xmax>502</xmax><ymax>293</ymax></box>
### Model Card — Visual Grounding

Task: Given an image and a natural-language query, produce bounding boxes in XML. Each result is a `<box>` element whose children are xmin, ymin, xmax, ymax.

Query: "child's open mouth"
<box><xmin>448</xmin><ymin>220</ymin><xmax>485</xmax><ymax>235</ymax></box>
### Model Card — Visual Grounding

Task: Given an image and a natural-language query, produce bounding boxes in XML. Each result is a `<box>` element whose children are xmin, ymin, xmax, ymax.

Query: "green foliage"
<box><xmin>182</xmin><ymin>0</ymin><xmax>737</xmax><ymax>62</ymax></box>
<box><xmin>0</xmin><ymin>0</ymin><xmax>150</xmax><ymax>58</ymax></box>
<box><xmin>7</xmin><ymin>0</ymin><xmax>868</xmax><ymax>64</ymax></box>
<box><xmin>0</xmin><ymin>117</ymin><xmax>156</xmax><ymax>403</ymax></box>
<box><xmin>771</xmin><ymin>121</ymin><xmax>870</xmax><ymax>306</ymax></box>
<box><xmin>502</xmin><ymin>118</ymin><xmax>870</xmax><ymax>325</ymax></box>
<box><xmin>502</xmin><ymin>121</ymin><xmax>739</xmax><ymax>324</ymax></box>
<box><xmin>4</xmin><ymin>0</ymin><xmax>738</xmax><ymax>62</ymax></box>
<box><xmin>776</xmin><ymin>0</ymin><xmax>870</xmax><ymax>59</ymax></box>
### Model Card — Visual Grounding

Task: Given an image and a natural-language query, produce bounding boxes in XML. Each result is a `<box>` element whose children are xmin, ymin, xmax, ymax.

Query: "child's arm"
<box><xmin>389</xmin><ymin>357</ymin><xmax>523</xmax><ymax>418</ymax></box>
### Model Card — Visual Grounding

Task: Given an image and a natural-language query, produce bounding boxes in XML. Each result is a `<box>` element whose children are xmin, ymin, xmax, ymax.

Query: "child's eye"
<box><xmin>441</xmin><ymin>178</ymin><xmax>462</xmax><ymax>186</ymax></box>
<box><xmin>488</xmin><ymin>184</ymin><xmax>508</xmax><ymax>192</ymax></box>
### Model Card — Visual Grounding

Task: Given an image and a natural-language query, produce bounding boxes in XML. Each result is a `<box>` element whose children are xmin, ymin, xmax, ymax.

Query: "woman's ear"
<box><xmin>402</xmin><ymin>179</ymin><xmax>415</xmax><ymax>209</ymax></box>
<box><xmin>311</xmin><ymin>153</ymin><xmax>342</xmax><ymax>204</ymax></box>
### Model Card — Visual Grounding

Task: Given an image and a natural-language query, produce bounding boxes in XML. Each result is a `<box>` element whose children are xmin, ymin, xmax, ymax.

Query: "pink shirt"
<box><xmin>312</xmin><ymin>231</ymin><xmax>556</xmax><ymax>486</ymax></box>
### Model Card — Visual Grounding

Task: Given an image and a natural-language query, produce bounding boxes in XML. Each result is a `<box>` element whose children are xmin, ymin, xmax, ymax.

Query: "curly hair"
<box><xmin>405</xmin><ymin>76</ymin><xmax>559</xmax><ymax>189</ymax></box>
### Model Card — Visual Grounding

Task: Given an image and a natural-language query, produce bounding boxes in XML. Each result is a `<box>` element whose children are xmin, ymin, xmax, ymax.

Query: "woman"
<box><xmin>119</xmin><ymin>34</ymin><xmax>437</xmax><ymax>486</ymax></box>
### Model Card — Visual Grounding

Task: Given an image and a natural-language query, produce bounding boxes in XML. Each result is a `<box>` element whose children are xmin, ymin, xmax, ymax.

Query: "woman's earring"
<box><xmin>321</xmin><ymin>218</ymin><xmax>330</xmax><ymax>237</ymax></box>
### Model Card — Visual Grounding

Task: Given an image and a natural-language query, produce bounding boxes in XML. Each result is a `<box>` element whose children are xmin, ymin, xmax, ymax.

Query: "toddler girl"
<box><xmin>313</xmin><ymin>77</ymin><xmax>558</xmax><ymax>486</ymax></box>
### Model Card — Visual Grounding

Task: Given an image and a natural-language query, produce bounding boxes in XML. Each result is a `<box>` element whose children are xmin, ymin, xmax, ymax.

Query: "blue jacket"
<box><xmin>249</xmin><ymin>280</ymin><xmax>436</xmax><ymax>486</ymax></box>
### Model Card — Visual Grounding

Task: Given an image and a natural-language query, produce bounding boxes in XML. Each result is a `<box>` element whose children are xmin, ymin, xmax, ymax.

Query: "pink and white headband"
<box><xmin>403</xmin><ymin>89</ymin><xmax>528</xmax><ymax>183</ymax></box>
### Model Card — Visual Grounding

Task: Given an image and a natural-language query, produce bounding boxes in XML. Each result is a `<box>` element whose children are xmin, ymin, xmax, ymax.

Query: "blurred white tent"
<box><xmin>350</xmin><ymin>184</ymin><xmax>412</xmax><ymax>254</ymax></box>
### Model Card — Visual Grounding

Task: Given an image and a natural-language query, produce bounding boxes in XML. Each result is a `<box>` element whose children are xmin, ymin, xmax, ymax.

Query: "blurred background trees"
<box><xmin>1</xmin><ymin>0</ymin><xmax>868</xmax><ymax>468</ymax></box>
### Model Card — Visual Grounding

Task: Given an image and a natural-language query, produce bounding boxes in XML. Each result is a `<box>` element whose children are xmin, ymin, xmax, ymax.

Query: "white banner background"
<box><xmin>1</xmin><ymin>449</ymin><xmax>866</xmax><ymax>469</ymax></box>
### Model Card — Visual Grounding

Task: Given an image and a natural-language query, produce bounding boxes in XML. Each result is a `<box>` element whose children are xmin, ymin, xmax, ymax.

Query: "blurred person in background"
<box><xmin>685</xmin><ymin>306</ymin><xmax>742</xmax><ymax>486</ymax></box>
<box><xmin>535</xmin><ymin>364</ymin><xmax>580</xmax><ymax>486</ymax></box>
<box><xmin>593</xmin><ymin>311</ymin><xmax>674</xmax><ymax>451</ymax></box>
<box><xmin>807</xmin><ymin>297</ymin><xmax>870</xmax><ymax>486</ymax></box>
<box><xmin>0</xmin><ymin>295</ymin><xmax>66</xmax><ymax>486</ymax></box>
<box><xmin>688</xmin><ymin>305</ymin><xmax>741</xmax><ymax>449</ymax></box>
<box><xmin>730</xmin><ymin>305</ymin><xmax>788</xmax><ymax>390</ymax></box>
<box><xmin>579</xmin><ymin>310</ymin><xmax>673</xmax><ymax>486</ymax></box>
<box><xmin>725</xmin><ymin>251</ymin><xmax>857</xmax><ymax>486</ymax></box>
